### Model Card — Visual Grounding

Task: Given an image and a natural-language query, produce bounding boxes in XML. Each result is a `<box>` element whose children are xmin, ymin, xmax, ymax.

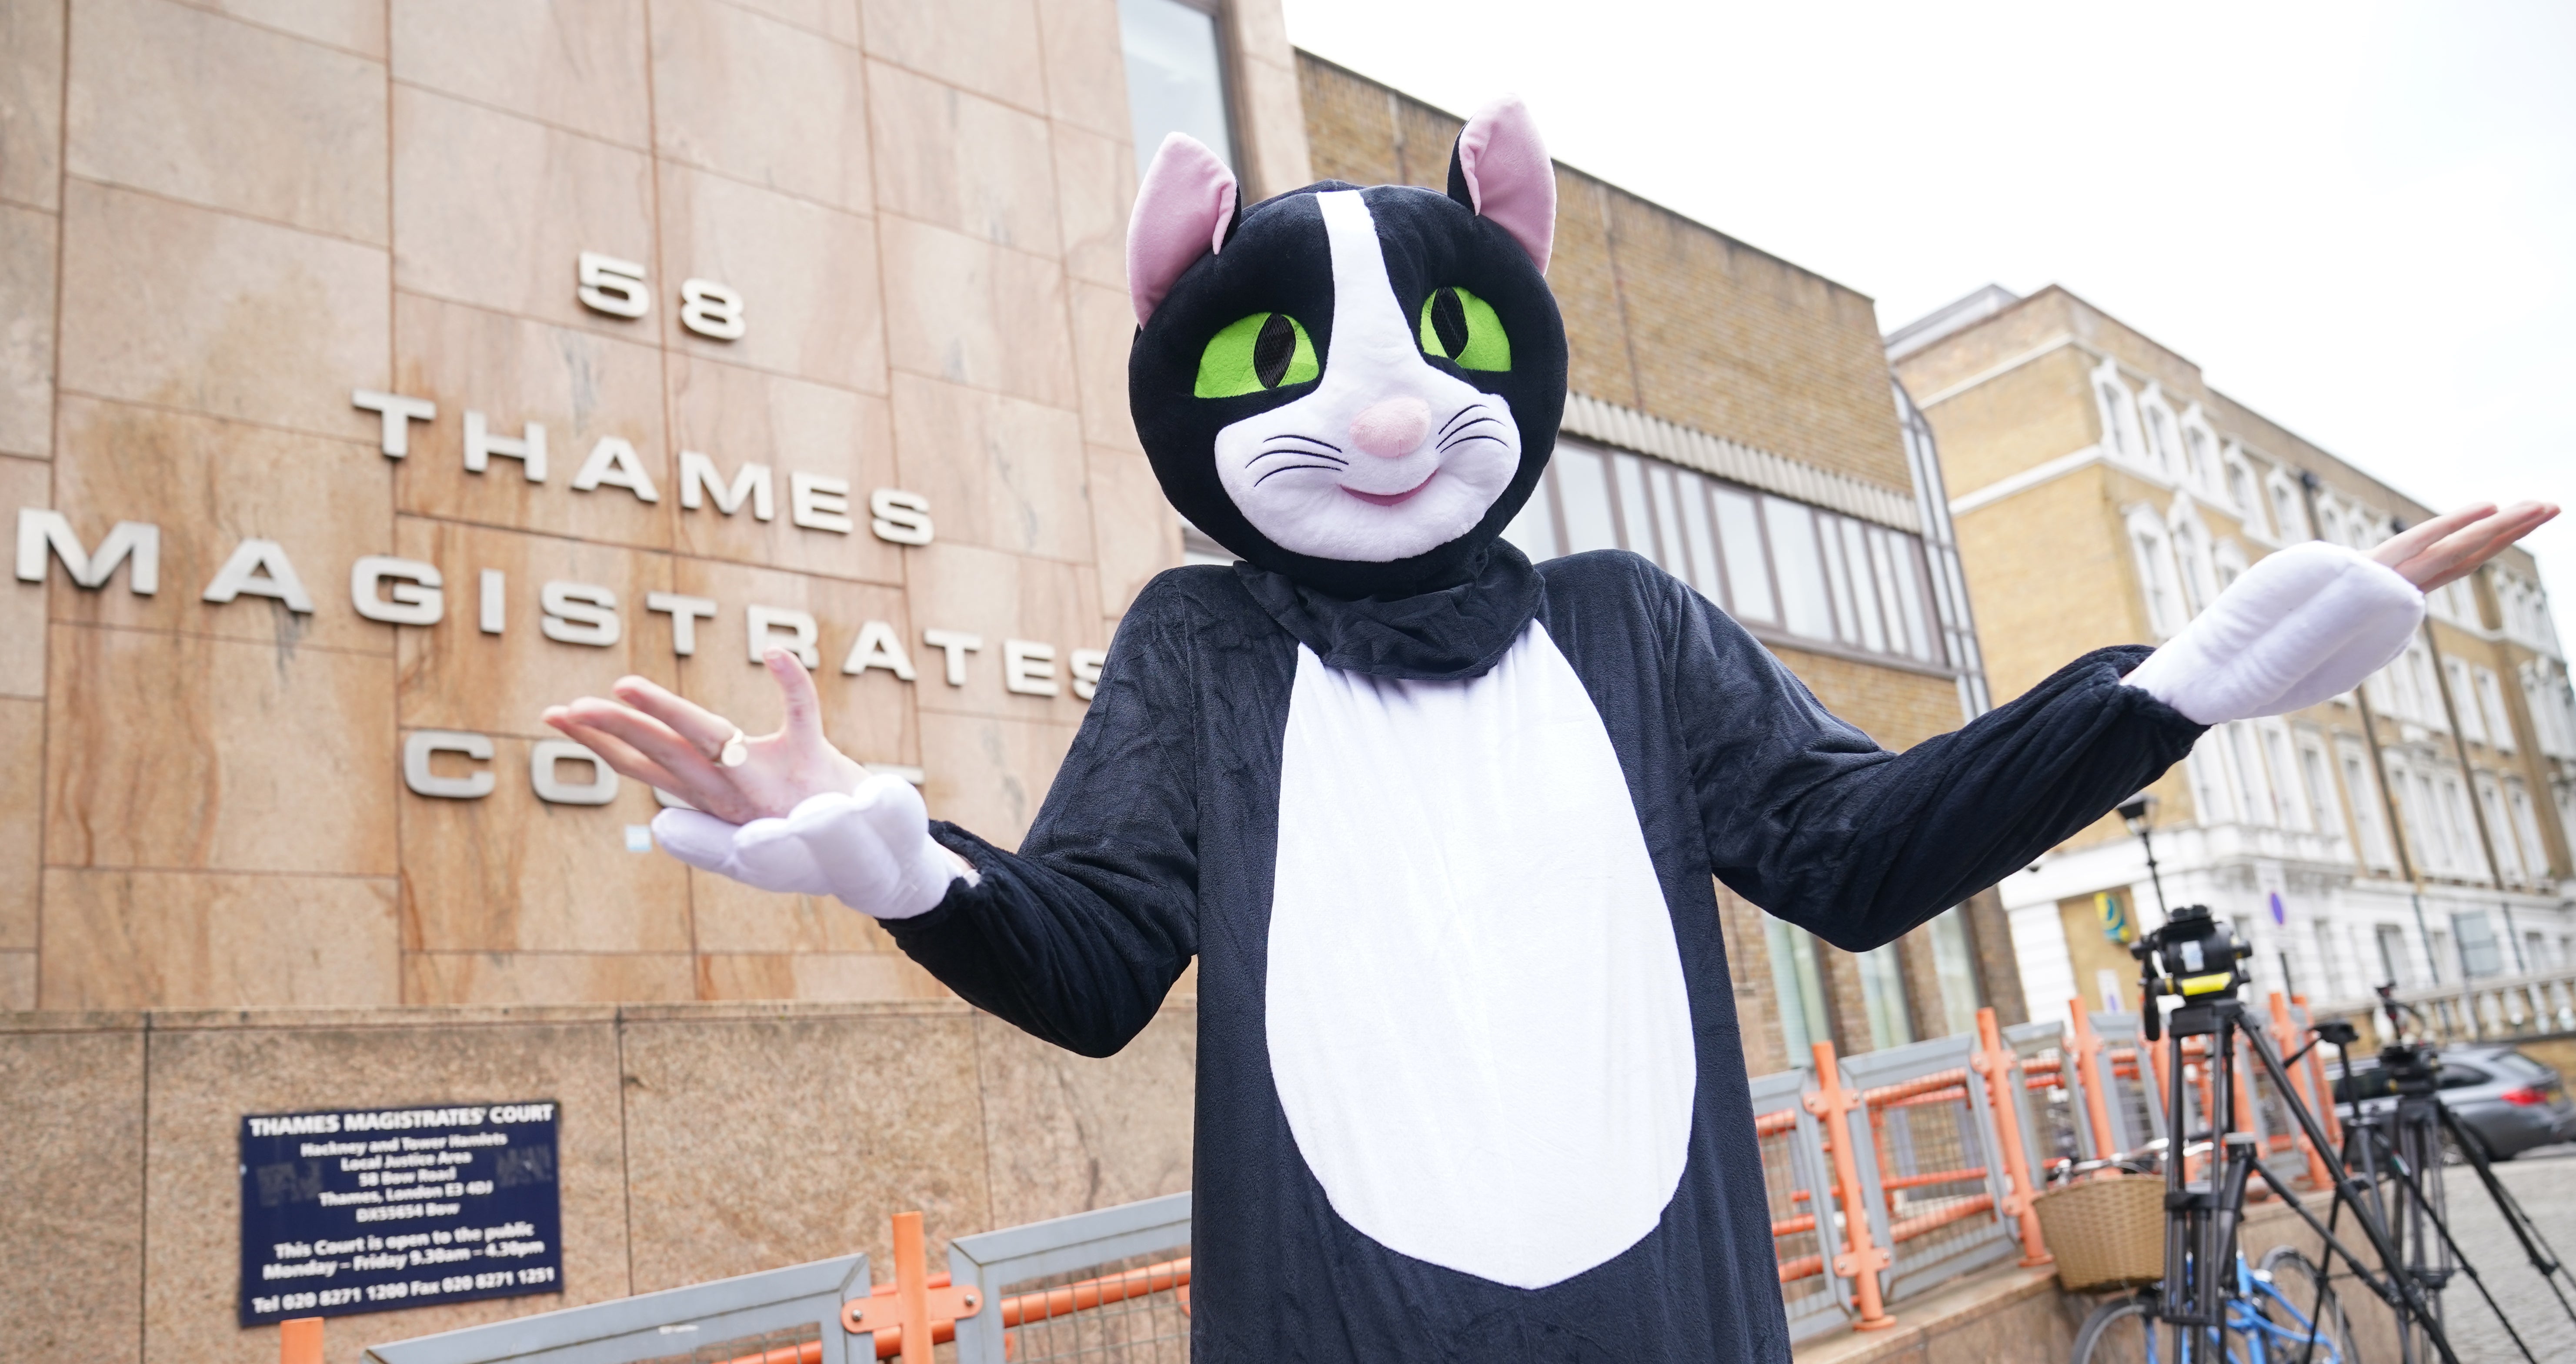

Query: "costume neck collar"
<box><xmin>1235</xmin><ymin>542</ymin><xmax>1542</xmax><ymax>682</ymax></box>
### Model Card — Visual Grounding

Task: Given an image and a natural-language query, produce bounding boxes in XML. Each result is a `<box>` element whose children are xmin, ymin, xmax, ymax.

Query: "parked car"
<box><xmin>2328</xmin><ymin>1043</ymin><xmax>2576</xmax><ymax>1161</ymax></box>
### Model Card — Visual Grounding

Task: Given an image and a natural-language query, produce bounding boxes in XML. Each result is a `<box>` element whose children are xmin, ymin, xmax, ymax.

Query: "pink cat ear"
<box><xmin>1128</xmin><ymin>134</ymin><xmax>1239</xmax><ymax>324</ymax></box>
<box><xmin>1447</xmin><ymin>96</ymin><xmax>1555</xmax><ymax>274</ymax></box>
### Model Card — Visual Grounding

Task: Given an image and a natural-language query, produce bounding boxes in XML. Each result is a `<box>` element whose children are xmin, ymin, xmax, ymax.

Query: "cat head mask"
<box><xmin>1125</xmin><ymin>98</ymin><xmax>1568</xmax><ymax>599</ymax></box>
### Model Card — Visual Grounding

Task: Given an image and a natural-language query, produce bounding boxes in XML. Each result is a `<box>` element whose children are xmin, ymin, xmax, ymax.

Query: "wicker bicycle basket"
<box><xmin>2033</xmin><ymin>1177</ymin><xmax>2167</xmax><ymax>1291</ymax></box>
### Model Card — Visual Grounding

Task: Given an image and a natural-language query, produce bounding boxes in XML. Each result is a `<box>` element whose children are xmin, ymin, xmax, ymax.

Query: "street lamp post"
<box><xmin>2120</xmin><ymin>793</ymin><xmax>2169</xmax><ymax>921</ymax></box>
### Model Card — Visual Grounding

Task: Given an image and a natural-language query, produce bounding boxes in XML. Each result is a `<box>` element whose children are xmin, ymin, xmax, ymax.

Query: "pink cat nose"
<box><xmin>1348</xmin><ymin>396</ymin><xmax>1432</xmax><ymax>458</ymax></box>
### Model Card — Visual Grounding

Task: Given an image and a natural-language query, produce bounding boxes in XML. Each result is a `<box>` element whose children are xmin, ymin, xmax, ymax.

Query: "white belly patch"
<box><xmin>1264</xmin><ymin>622</ymin><xmax>1696</xmax><ymax>1289</ymax></box>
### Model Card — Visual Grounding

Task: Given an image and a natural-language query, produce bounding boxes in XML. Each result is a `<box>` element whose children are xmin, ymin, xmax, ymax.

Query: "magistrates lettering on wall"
<box><xmin>15</xmin><ymin>388</ymin><xmax>1108</xmax><ymax>802</ymax></box>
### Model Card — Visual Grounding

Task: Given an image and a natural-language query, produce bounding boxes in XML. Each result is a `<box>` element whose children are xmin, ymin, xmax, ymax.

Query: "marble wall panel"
<box><xmin>46</xmin><ymin>624</ymin><xmax>397</xmax><ymax>874</ymax></box>
<box><xmin>879</xmin><ymin>215</ymin><xmax>1077</xmax><ymax>408</ymax></box>
<box><xmin>904</xmin><ymin>540</ymin><xmax>1104</xmax><ymax>723</ymax></box>
<box><xmin>652</xmin><ymin>0</ymin><xmax>871</xmax><ymax>212</ymax></box>
<box><xmin>868</xmin><ymin>61</ymin><xmax>1058</xmax><ymax>253</ymax></box>
<box><xmin>1034</xmin><ymin>0</ymin><xmax>1127</xmax><ymax>140</ymax></box>
<box><xmin>400</xmin><ymin>731</ymin><xmax>691</xmax><ymax>953</ymax></box>
<box><xmin>1067</xmin><ymin>278</ymin><xmax>1141</xmax><ymax>450</ymax></box>
<box><xmin>0</xmin><ymin>455</ymin><xmax>49</xmax><ymax>695</ymax></box>
<box><xmin>665</xmin><ymin>557</ymin><xmax>917</xmax><ymax>766</ymax></box>
<box><xmin>857</xmin><ymin>0</ymin><xmax>1041</xmax><ymax>113</ymax></box>
<box><xmin>1052</xmin><ymin>124</ymin><xmax>1132</xmax><ymax>293</ymax></box>
<box><xmin>890</xmin><ymin>371</ymin><xmax>1092</xmax><ymax>563</ymax></box>
<box><xmin>695</xmin><ymin>950</ymin><xmax>947</xmax><ymax>1001</ymax></box>
<box><xmin>915</xmin><ymin>710</ymin><xmax>1078</xmax><ymax>848</ymax></box>
<box><xmin>0</xmin><ymin>697</ymin><xmax>42</xmax><ymax>952</ymax></box>
<box><xmin>67</xmin><ymin>0</ymin><xmax>386</xmax><ymax>243</ymax></box>
<box><xmin>57</xmin><ymin>179</ymin><xmax>389</xmax><ymax>438</ymax></box>
<box><xmin>49</xmin><ymin>396</ymin><xmax>395</xmax><ymax>652</ymax></box>
<box><xmin>0</xmin><ymin>1023</ymin><xmax>144</xmax><ymax>1362</ymax></box>
<box><xmin>404</xmin><ymin>951</ymin><xmax>694</xmax><ymax>1004</ymax></box>
<box><xmin>390</xmin><ymin>85</ymin><xmax>656</xmax><ymax>336</ymax></box>
<box><xmin>0</xmin><ymin>201</ymin><xmax>56</xmax><ymax>455</ymax></box>
<box><xmin>666</xmin><ymin>356</ymin><xmax>903</xmax><ymax>583</ymax></box>
<box><xmin>0</xmin><ymin>0</ymin><xmax>66</xmax><ymax>210</ymax></box>
<box><xmin>722</xmin><ymin>0</ymin><xmax>858</xmax><ymax>46</ymax></box>
<box><xmin>390</xmin><ymin>0</ymin><xmax>651</xmax><ymax>148</ymax></box>
<box><xmin>689</xmin><ymin>869</ymin><xmax>897</xmax><ymax>954</ymax></box>
<box><xmin>191</xmin><ymin>0</ymin><xmax>387</xmax><ymax>57</ymax></box>
<box><xmin>975</xmin><ymin>1007</ymin><xmax>1192</xmax><ymax>1228</ymax></box>
<box><xmin>38</xmin><ymin>868</ymin><xmax>399</xmax><ymax>1008</ymax></box>
<box><xmin>392</xmin><ymin>517</ymin><xmax>676</xmax><ymax>735</ymax></box>
<box><xmin>0</xmin><ymin>953</ymin><xmax>30</xmax><ymax>1009</ymax></box>
<box><xmin>1085</xmin><ymin>444</ymin><xmax>1180</xmax><ymax>620</ymax></box>
<box><xmin>391</xmin><ymin>293</ymin><xmax>674</xmax><ymax>549</ymax></box>
<box><xmin>617</xmin><ymin>1006</ymin><xmax>991</xmax><ymax>1290</ymax></box>
<box><xmin>654</xmin><ymin>164</ymin><xmax>886</xmax><ymax>391</ymax></box>
<box><xmin>140</xmin><ymin>1014</ymin><xmax>632</xmax><ymax>1361</ymax></box>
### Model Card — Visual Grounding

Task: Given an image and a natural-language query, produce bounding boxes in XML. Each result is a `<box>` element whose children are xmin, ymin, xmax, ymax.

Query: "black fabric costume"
<box><xmin>889</xmin><ymin>545</ymin><xmax>2202</xmax><ymax>1361</ymax></box>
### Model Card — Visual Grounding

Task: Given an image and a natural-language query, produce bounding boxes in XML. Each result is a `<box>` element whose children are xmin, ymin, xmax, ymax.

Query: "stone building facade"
<box><xmin>1892</xmin><ymin>285</ymin><xmax>2575</xmax><ymax>1027</ymax></box>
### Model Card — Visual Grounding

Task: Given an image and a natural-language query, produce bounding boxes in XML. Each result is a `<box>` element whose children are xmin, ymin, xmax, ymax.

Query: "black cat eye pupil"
<box><xmin>1253</xmin><ymin>313</ymin><xmax>1299</xmax><ymax>388</ymax></box>
<box><xmin>1429</xmin><ymin>288</ymin><xmax>1471</xmax><ymax>358</ymax></box>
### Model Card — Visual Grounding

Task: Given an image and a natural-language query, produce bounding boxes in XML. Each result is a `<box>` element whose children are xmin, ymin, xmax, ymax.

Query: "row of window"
<box><xmin>2184</xmin><ymin>712</ymin><xmax>2566</xmax><ymax>888</ymax></box>
<box><xmin>1502</xmin><ymin>438</ymin><xmax>1951</xmax><ymax>667</ymax></box>
<box><xmin>1766</xmin><ymin>908</ymin><xmax>1982</xmax><ymax>1060</ymax></box>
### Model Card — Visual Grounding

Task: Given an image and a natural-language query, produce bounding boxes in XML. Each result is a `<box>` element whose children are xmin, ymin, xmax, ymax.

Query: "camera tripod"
<box><xmin>2131</xmin><ymin>906</ymin><xmax>2466</xmax><ymax>1364</ymax></box>
<box><xmin>2323</xmin><ymin>988</ymin><xmax>2576</xmax><ymax>1363</ymax></box>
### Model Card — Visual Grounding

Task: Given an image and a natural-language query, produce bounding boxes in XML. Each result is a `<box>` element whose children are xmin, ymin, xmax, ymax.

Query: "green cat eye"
<box><xmin>1418</xmin><ymin>286</ymin><xmax>1510</xmax><ymax>370</ymax></box>
<box><xmin>1195</xmin><ymin>312</ymin><xmax>1321</xmax><ymax>398</ymax></box>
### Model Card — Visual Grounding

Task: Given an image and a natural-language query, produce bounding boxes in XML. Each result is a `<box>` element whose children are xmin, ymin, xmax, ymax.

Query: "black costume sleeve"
<box><xmin>1666</xmin><ymin>572</ymin><xmax>2205</xmax><ymax>953</ymax></box>
<box><xmin>878</xmin><ymin>576</ymin><xmax>1210</xmax><ymax>1058</ymax></box>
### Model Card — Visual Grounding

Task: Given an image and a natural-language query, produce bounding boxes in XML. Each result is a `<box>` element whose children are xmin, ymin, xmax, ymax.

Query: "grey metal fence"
<box><xmin>1835</xmin><ymin>1034</ymin><xmax>2018</xmax><ymax>1303</ymax></box>
<box><xmin>363</xmin><ymin>1252</ymin><xmax>868</xmax><ymax>1364</ymax></box>
<box><xmin>948</xmin><ymin>1192</ymin><xmax>1192</xmax><ymax>1364</ymax></box>
<box><xmin>1747</xmin><ymin>1066</ymin><xmax>1849</xmax><ymax>1341</ymax></box>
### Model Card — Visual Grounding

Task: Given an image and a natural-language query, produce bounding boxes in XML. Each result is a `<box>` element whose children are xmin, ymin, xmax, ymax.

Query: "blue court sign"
<box><xmin>237</xmin><ymin>1102</ymin><xmax>563</xmax><ymax>1327</ymax></box>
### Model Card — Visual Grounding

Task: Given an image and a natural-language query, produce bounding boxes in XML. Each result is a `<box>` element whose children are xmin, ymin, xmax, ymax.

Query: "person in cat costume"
<box><xmin>547</xmin><ymin>100</ymin><xmax>2555</xmax><ymax>1362</ymax></box>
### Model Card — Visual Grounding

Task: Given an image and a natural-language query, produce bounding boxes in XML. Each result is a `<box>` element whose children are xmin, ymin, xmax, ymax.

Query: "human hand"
<box><xmin>542</xmin><ymin>648</ymin><xmax>871</xmax><ymax>824</ymax></box>
<box><xmin>2369</xmin><ymin>501</ymin><xmax>2558</xmax><ymax>592</ymax></box>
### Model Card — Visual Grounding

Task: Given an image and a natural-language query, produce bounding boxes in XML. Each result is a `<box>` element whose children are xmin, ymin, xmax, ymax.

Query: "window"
<box><xmin>2181</xmin><ymin>418</ymin><xmax>2216</xmax><ymax>491</ymax></box>
<box><xmin>2339</xmin><ymin>742</ymin><xmax>2393</xmax><ymax>867</ymax></box>
<box><xmin>2226</xmin><ymin>459</ymin><xmax>2261</xmax><ymax>527</ymax></box>
<box><xmin>2375</xmin><ymin>924</ymin><xmax>2412</xmax><ymax>989</ymax></box>
<box><xmin>2456</xmin><ymin>912</ymin><xmax>2504</xmax><ymax>979</ymax></box>
<box><xmin>1856</xmin><ymin>942</ymin><xmax>1914</xmax><ymax>1050</ymax></box>
<box><xmin>2474</xmin><ymin>667</ymin><xmax>2515</xmax><ymax>752</ymax></box>
<box><xmin>1767</xmin><ymin>920</ymin><xmax>1834</xmax><ymax>1062</ymax></box>
<box><xmin>2261</xmin><ymin>724</ymin><xmax>2305</xmax><ymax>829</ymax></box>
<box><xmin>2268</xmin><ymin>476</ymin><xmax>2308</xmax><ymax>541</ymax></box>
<box><xmin>2506</xmin><ymin>781</ymin><xmax>2550</xmax><ymax>880</ymax></box>
<box><xmin>2142</xmin><ymin>399</ymin><xmax>2179</xmax><ymax>478</ymax></box>
<box><xmin>1926</xmin><ymin>909</ymin><xmax>1983</xmax><ymax>1039</ymax></box>
<box><xmin>2093</xmin><ymin>364</ymin><xmax>2141</xmax><ymax>461</ymax></box>
<box><xmin>1514</xmin><ymin>438</ymin><xmax>1942</xmax><ymax>665</ymax></box>
<box><xmin>2297</xmin><ymin>739</ymin><xmax>2340</xmax><ymax>844</ymax></box>
<box><xmin>2446</xmin><ymin>659</ymin><xmax>2486</xmax><ymax>744</ymax></box>
<box><xmin>2129</xmin><ymin>512</ymin><xmax>2182</xmax><ymax>638</ymax></box>
<box><xmin>2228</xmin><ymin>723</ymin><xmax>2276</xmax><ymax>826</ymax></box>
<box><xmin>2477</xmin><ymin>776</ymin><xmax>2523</xmax><ymax>885</ymax></box>
<box><xmin>1119</xmin><ymin>0</ymin><xmax>1234</xmax><ymax>176</ymax></box>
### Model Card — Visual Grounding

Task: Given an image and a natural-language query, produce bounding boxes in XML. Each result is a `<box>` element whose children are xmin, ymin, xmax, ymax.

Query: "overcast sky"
<box><xmin>1283</xmin><ymin>0</ymin><xmax>2576</xmax><ymax>622</ymax></box>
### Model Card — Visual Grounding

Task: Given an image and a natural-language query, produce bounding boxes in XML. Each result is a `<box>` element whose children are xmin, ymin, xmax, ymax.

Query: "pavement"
<box><xmin>2425</xmin><ymin>1142</ymin><xmax>2576</xmax><ymax>1362</ymax></box>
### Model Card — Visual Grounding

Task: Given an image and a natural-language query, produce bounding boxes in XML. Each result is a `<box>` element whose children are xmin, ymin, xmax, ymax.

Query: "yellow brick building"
<box><xmin>1891</xmin><ymin>286</ymin><xmax>2576</xmax><ymax>1025</ymax></box>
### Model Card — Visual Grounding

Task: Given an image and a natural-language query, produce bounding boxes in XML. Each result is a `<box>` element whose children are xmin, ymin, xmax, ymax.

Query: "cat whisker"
<box><xmin>1252</xmin><ymin>446</ymin><xmax>1348</xmax><ymax>467</ymax></box>
<box><xmin>1435</xmin><ymin>405</ymin><xmax>1490</xmax><ymax>440</ymax></box>
<box><xmin>1262</xmin><ymin>434</ymin><xmax>1344</xmax><ymax>454</ymax></box>
<box><xmin>1253</xmin><ymin>462</ymin><xmax>1349</xmax><ymax>486</ymax></box>
<box><xmin>1437</xmin><ymin>417</ymin><xmax>1505</xmax><ymax>451</ymax></box>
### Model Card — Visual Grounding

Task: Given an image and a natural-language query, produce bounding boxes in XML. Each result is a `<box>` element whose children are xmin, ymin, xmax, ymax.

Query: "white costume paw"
<box><xmin>650</xmin><ymin>772</ymin><xmax>970</xmax><ymax>919</ymax></box>
<box><xmin>2122</xmin><ymin>541</ymin><xmax>2422</xmax><ymax>725</ymax></box>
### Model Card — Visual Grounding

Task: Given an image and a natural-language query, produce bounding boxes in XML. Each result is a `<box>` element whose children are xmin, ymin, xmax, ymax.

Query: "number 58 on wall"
<box><xmin>577</xmin><ymin>251</ymin><xmax>745</xmax><ymax>341</ymax></box>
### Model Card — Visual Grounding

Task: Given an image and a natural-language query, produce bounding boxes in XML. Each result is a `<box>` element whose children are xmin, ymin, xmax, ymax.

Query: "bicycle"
<box><xmin>2072</xmin><ymin>1245</ymin><xmax>2357</xmax><ymax>1364</ymax></box>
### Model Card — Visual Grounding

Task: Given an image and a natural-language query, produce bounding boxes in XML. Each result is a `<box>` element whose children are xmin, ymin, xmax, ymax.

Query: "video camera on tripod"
<box><xmin>2129</xmin><ymin>903</ymin><xmax>2253</xmax><ymax>1043</ymax></box>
